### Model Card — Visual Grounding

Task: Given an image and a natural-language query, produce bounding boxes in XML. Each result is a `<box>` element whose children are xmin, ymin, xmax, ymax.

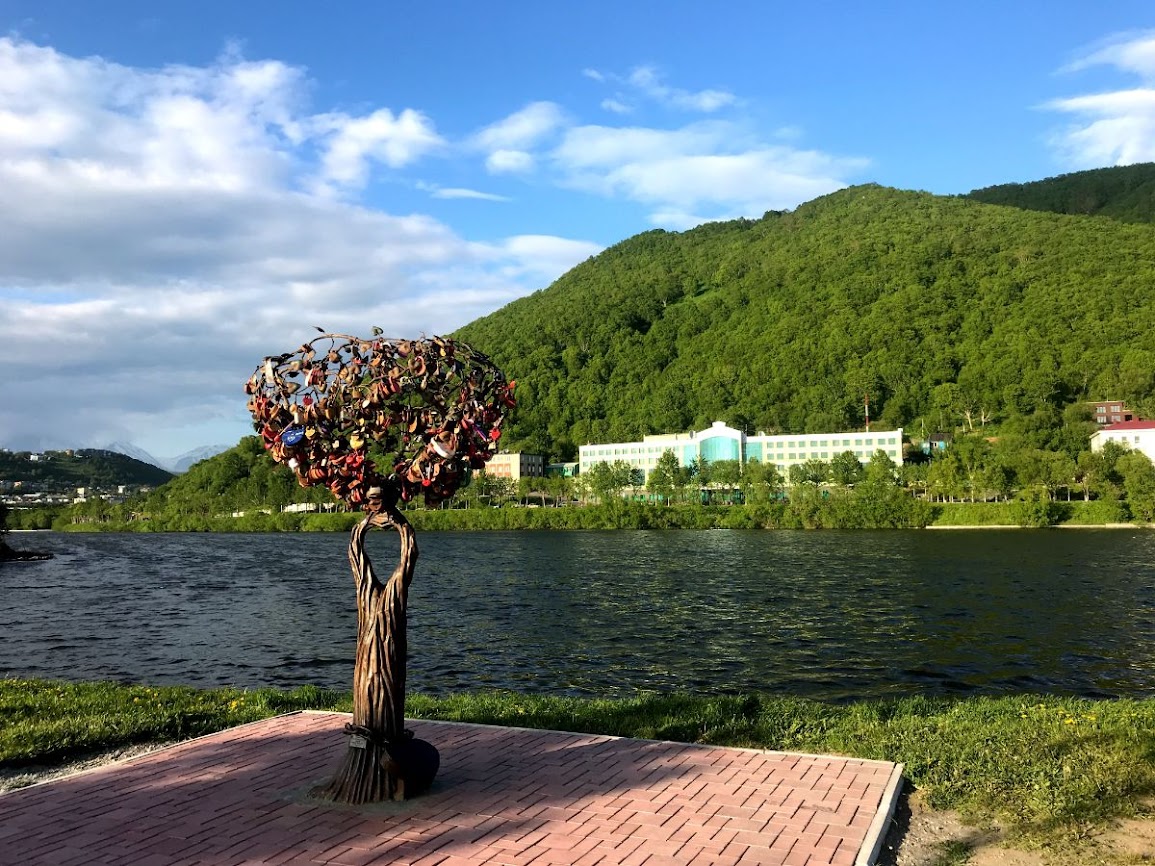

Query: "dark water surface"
<box><xmin>4</xmin><ymin>529</ymin><xmax>1155</xmax><ymax>701</ymax></box>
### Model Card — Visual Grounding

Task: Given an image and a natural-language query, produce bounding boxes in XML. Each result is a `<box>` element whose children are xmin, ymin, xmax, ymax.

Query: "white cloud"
<box><xmin>1063</xmin><ymin>31</ymin><xmax>1155</xmax><ymax>80</ymax></box>
<box><xmin>313</xmin><ymin>107</ymin><xmax>444</xmax><ymax>190</ymax></box>
<box><xmin>429</xmin><ymin>186</ymin><xmax>511</xmax><ymax>201</ymax></box>
<box><xmin>486</xmin><ymin>148</ymin><xmax>536</xmax><ymax>174</ymax></box>
<box><xmin>1047</xmin><ymin>33</ymin><xmax>1155</xmax><ymax>167</ymax></box>
<box><xmin>473</xmin><ymin>101</ymin><xmax>565</xmax><ymax>151</ymax></box>
<box><xmin>626</xmin><ymin>65</ymin><xmax>736</xmax><ymax>112</ymax></box>
<box><xmin>0</xmin><ymin>38</ymin><xmax>598</xmax><ymax>456</ymax></box>
<box><xmin>472</xmin><ymin>102</ymin><xmax>568</xmax><ymax>175</ymax></box>
<box><xmin>584</xmin><ymin>64</ymin><xmax>736</xmax><ymax>114</ymax></box>
<box><xmin>491</xmin><ymin>235</ymin><xmax>602</xmax><ymax>282</ymax></box>
<box><xmin>550</xmin><ymin>122</ymin><xmax>866</xmax><ymax>224</ymax></box>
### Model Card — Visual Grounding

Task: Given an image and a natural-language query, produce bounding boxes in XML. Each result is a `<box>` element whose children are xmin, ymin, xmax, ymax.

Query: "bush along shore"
<box><xmin>31</xmin><ymin>496</ymin><xmax>1155</xmax><ymax>533</ymax></box>
<box><xmin>3</xmin><ymin>678</ymin><xmax>1155</xmax><ymax>853</ymax></box>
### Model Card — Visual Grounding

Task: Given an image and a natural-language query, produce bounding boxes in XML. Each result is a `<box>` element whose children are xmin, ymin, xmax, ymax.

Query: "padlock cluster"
<box><xmin>245</xmin><ymin>333</ymin><xmax>515</xmax><ymax>510</ymax></box>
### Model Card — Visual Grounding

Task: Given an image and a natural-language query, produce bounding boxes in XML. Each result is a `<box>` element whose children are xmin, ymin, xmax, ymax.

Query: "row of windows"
<box><xmin>758</xmin><ymin>437</ymin><xmax>898</xmax><ymax>449</ymax></box>
<box><xmin>583</xmin><ymin>437</ymin><xmax>899</xmax><ymax>457</ymax></box>
<box><xmin>587</xmin><ymin>448</ymin><xmax>900</xmax><ymax>468</ymax></box>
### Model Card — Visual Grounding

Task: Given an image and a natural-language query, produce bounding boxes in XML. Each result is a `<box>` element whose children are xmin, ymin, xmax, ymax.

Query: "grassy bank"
<box><xmin>3</xmin><ymin>678</ymin><xmax>1154</xmax><ymax>848</ymax></box>
<box><xmin>928</xmin><ymin>499</ymin><xmax>1133</xmax><ymax>528</ymax></box>
<box><xmin>46</xmin><ymin>497</ymin><xmax>1152</xmax><ymax>534</ymax></box>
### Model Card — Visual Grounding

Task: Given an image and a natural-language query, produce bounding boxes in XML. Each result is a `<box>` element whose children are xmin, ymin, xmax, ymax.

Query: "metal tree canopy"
<box><xmin>245</xmin><ymin>332</ymin><xmax>514</xmax><ymax>803</ymax></box>
<box><xmin>246</xmin><ymin>332</ymin><xmax>515</xmax><ymax>510</ymax></box>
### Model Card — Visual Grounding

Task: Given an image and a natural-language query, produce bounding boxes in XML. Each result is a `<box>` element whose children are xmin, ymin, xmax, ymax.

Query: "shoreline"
<box><xmin>927</xmin><ymin>521</ymin><xmax>1151</xmax><ymax>530</ymax></box>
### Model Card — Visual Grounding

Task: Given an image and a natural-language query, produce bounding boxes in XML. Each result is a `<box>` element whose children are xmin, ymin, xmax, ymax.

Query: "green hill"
<box><xmin>456</xmin><ymin>183</ymin><xmax>1155</xmax><ymax>459</ymax></box>
<box><xmin>137</xmin><ymin>437</ymin><xmax>307</xmax><ymax>517</ymax></box>
<box><xmin>965</xmin><ymin>163</ymin><xmax>1155</xmax><ymax>224</ymax></box>
<box><xmin>0</xmin><ymin>448</ymin><xmax>173</xmax><ymax>489</ymax></box>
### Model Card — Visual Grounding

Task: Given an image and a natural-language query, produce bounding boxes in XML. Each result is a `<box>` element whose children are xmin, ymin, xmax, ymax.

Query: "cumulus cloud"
<box><xmin>1047</xmin><ymin>32</ymin><xmax>1155</xmax><ymax>166</ymax></box>
<box><xmin>489</xmin><ymin>235</ymin><xmax>602</xmax><ymax>282</ymax></box>
<box><xmin>485</xmin><ymin>148</ymin><xmax>536</xmax><ymax>174</ymax></box>
<box><xmin>0</xmin><ymin>38</ymin><xmax>598</xmax><ymax>456</ymax></box>
<box><xmin>473</xmin><ymin>101</ymin><xmax>565</xmax><ymax>151</ymax></box>
<box><xmin>600</xmin><ymin>98</ymin><xmax>632</xmax><ymax>115</ymax></box>
<box><xmin>550</xmin><ymin>122</ymin><xmax>866</xmax><ymax>224</ymax></box>
<box><xmin>584</xmin><ymin>64</ymin><xmax>736</xmax><ymax>114</ymax></box>
<box><xmin>313</xmin><ymin>107</ymin><xmax>444</xmax><ymax>190</ymax></box>
<box><xmin>0</xmin><ymin>37</ymin><xmax>864</xmax><ymax>454</ymax></box>
<box><xmin>473</xmin><ymin>101</ymin><xmax>566</xmax><ymax>174</ymax></box>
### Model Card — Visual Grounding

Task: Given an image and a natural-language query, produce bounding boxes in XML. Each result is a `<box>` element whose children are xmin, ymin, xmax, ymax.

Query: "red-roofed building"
<box><xmin>1091</xmin><ymin>419</ymin><xmax>1155</xmax><ymax>463</ymax></box>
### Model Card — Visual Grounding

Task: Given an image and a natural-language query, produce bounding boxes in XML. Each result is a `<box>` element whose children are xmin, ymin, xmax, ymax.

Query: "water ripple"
<box><xmin>3</xmin><ymin>529</ymin><xmax>1155</xmax><ymax>700</ymax></box>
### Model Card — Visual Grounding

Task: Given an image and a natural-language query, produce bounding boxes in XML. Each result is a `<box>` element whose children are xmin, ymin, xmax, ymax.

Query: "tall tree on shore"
<box><xmin>246</xmin><ymin>332</ymin><xmax>514</xmax><ymax>804</ymax></box>
<box><xmin>647</xmin><ymin>450</ymin><xmax>680</xmax><ymax>505</ymax></box>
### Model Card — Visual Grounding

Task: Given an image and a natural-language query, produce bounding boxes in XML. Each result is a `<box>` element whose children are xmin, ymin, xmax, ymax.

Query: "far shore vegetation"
<box><xmin>7</xmin><ymin>424</ymin><xmax>1154</xmax><ymax>532</ymax></box>
<box><xmin>4</xmin><ymin>678</ymin><xmax>1155</xmax><ymax>857</ymax></box>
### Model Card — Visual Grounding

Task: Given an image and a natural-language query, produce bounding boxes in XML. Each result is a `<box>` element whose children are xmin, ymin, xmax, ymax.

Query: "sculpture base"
<box><xmin>386</xmin><ymin>737</ymin><xmax>440</xmax><ymax>798</ymax></box>
<box><xmin>309</xmin><ymin>736</ymin><xmax>440</xmax><ymax>804</ymax></box>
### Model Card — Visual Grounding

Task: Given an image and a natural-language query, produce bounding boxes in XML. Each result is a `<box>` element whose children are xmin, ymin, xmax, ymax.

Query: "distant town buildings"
<box><xmin>1090</xmin><ymin>419</ymin><xmax>1155</xmax><ymax>464</ymax></box>
<box><xmin>580</xmin><ymin>421</ymin><xmax>904</xmax><ymax>482</ymax></box>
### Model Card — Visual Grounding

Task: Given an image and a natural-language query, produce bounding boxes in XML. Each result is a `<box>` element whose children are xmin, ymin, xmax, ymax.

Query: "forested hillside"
<box><xmin>138</xmin><ymin>437</ymin><xmax>311</xmax><ymax>518</ymax></box>
<box><xmin>455</xmin><ymin>183</ymin><xmax>1155</xmax><ymax>459</ymax></box>
<box><xmin>0</xmin><ymin>448</ymin><xmax>173</xmax><ymax>488</ymax></box>
<box><xmin>965</xmin><ymin>163</ymin><xmax>1155</xmax><ymax>224</ymax></box>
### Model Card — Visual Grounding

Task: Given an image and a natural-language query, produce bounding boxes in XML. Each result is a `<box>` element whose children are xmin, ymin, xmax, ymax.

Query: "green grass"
<box><xmin>4</xmin><ymin>680</ymin><xmax>1154</xmax><ymax>848</ymax></box>
<box><xmin>0</xmin><ymin>679</ymin><xmax>349</xmax><ymax>765</ymax></box>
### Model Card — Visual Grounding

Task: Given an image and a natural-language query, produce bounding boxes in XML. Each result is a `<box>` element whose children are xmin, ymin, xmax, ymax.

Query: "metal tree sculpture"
<box><xmin>246</xmin><ymin>331</ymin><xmax>514</xmax><ymax>803</ymax></box>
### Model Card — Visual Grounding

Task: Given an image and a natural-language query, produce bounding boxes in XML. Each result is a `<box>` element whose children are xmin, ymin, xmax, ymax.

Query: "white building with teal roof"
<box><xmin>578</xmin><ymin>421</ymin><xmax>903</xmax><ymax>481</ymax></box>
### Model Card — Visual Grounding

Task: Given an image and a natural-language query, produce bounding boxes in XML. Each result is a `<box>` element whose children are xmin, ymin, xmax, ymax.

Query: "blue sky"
<box><xmin>2</xmin><ymin>1</ymin><xmax>1155</xmax><ymax>460</ymax></box>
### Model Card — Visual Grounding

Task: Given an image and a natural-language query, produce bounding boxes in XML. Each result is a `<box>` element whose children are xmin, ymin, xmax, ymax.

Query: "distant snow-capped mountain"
<box><xmin>102</xmin><ymin>442</ymin><xmax>232</xmax><ymax>473</ymax></box>
<box><xmin>168</xmin><ymin>444</ymin><xmax>232</xmax><ymax>473</ymax></box>
<box><xmin>104</xmin><ymin>441</ymin><xmax>166</xmax><ymax>470</ymax></box>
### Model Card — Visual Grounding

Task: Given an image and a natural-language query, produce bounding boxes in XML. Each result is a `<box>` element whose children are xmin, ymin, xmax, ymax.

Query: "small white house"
<box><xmin>1090</xmin><ymin>420</ymin><xmax>1155</xmax><ymax>464</ymax></box>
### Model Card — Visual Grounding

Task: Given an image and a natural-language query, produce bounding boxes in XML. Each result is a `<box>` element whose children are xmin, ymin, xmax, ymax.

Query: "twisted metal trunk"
<box><xmin>312</xmin><ymin>506</ymin><xmax>418</xmax><ymax>803</ymax></box>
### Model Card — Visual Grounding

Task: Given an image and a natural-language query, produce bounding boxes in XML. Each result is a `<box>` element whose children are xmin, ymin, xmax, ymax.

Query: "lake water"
<box><xmin>3</xmin><ymin>529</ymin><xmax>1155</xmax><ymax>701</ymax></box>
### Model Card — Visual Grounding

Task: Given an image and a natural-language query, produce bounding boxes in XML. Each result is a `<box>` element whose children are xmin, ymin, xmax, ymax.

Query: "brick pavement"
<box><xmin>0</xmin><ymin>712</ymin><xmax>903</xmax><ymax>866</ymax></box>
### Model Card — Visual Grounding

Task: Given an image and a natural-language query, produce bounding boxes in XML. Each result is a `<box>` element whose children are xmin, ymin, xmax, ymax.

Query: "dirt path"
<box><xmin>879</xmin><ymin>788</ymin><xmax>1155</xmax><ymax>865</ymax></box>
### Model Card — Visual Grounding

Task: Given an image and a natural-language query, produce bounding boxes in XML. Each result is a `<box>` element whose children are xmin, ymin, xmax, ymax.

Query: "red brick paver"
<box><xmin>0</xmin><ymin>712</ymin><xmax>902</xmax><ymax>866</ymax></box>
